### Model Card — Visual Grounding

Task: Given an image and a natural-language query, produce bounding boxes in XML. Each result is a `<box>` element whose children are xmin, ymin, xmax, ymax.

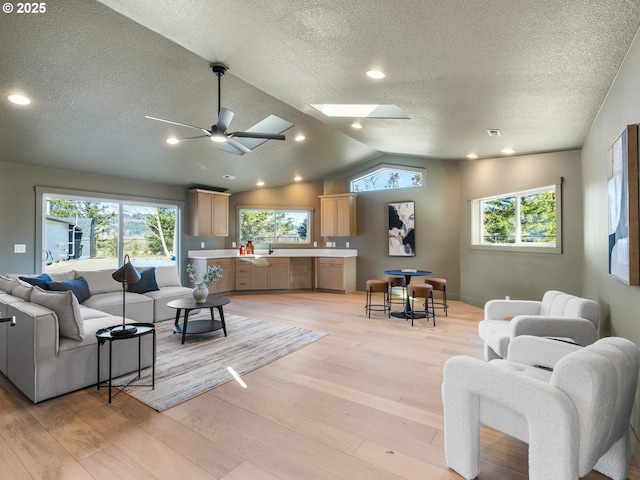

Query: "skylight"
<box><xmin>310</xmin><ymin>104</ymin><xmax>409</xmax><ymax>119</ymax></box>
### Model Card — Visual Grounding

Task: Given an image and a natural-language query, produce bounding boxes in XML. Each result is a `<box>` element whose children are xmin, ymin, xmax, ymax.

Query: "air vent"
<box><xmin>487</xmin><ymin>129</ymin><xmax>501</xmax><ymax>137</ymax></box>
<box><xmin>222</xmin><ymin>175</ymin><xmax>236</xmax><ymax>180</ymax></box>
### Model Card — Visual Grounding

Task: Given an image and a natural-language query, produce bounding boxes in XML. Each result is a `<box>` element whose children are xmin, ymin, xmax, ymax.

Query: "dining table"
<box><xmin>384</xmin><ymin>269</ymin><xmax>433</xmax><ymax>319</ymax></box>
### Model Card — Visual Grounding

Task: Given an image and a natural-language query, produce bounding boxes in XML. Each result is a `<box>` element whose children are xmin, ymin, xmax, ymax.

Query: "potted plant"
<box><xmin>186</xmin><ymin>262</ymin><xmax>223</xmax><ymax>303</ymax></box>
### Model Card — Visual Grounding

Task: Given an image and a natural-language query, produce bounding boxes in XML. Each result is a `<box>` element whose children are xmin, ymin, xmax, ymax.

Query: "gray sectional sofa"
<box><xmin>0</xmin><ymin>265</ymin><xmax>192</xmax><ymax>403</ymax></box>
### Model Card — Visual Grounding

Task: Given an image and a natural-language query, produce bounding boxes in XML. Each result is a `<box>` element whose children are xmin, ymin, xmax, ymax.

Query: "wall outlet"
<box><xmin>232</xmin><ymin>241</ymin><xmax>236</xmax><ymax>248</ymax></box>
<box><xmin>200</xmin><ymin>242</ymin><xmax>205</xmax><ymax>248</ymax></box>
<box><xmin>326</xmin><ymin>241</ymin><xmax>331</xmax><ymax>247</ymax></box>
<box><xmin>14</xmin><ymin>244</ymin><xmax>26</xmax><ymax>254</ymax></box>
<box><xmin>313</xmin><ymin>241</ymin><xmax>317</xmax><ymax>247</ymax></box>
<box><xmin>345</xmin><ymin>242</ymin><xmax>350</xmax><ymax>248</ymax></box>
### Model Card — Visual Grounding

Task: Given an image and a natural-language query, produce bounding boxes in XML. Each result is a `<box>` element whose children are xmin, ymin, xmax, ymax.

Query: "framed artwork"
<box><xmin>608</xmin><ymin>124</ymin><xmax>639</xmax><ymax>285</ymax></box>
<box><xmin>388</xmin><ymin>201</ymin><xmax>415</xmax><ymax>256</ymax></box>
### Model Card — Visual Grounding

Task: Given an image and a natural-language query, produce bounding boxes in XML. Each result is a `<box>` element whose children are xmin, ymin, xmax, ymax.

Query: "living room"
<box><xmin>3</xmin><ymin>1</ymin><xmax>640</xmax><ymax>478</ymax></box>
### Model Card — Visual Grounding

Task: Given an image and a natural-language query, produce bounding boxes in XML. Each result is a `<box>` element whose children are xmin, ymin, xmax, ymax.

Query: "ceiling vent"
<box><xmin>487</xmin><ymin>129</ymin><xmax>501</xmax><ymax>137</ymax></box>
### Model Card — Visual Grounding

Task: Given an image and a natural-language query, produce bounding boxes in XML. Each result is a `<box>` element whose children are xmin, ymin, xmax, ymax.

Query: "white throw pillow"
<box><xmin>12</xmin><ymin>279</ymin><xmax>33</xmax><ymax>301</ymax></box>
<box><xmin>31</xmin><ymin>286</ymin><xmax>85</xmax><ymax>341</ymax></box>
<box><xmin>154</xmin><ymin>265</ymin><xmax>181</xmax><ymax>287</ymax></box>
<box><xmin>0</xmin><ymin>275</ymin><xmax>15</xmax><ymax>294</ymax></box>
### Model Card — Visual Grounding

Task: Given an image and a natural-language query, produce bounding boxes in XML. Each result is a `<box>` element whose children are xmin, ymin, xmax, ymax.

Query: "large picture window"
<box><xmin>40</xmin><ymin>191</ymin><xmax>179</xmax><ymax>273</ymax></box>
<box><xmin>470</xmin><ymin>183</ymin><xmax>562</xmax><ymax>253</ymax></box>
<box><xmin>238</xmin><ymin>208</ymin><xmax>310</xmax><ymax>244</ymax></box>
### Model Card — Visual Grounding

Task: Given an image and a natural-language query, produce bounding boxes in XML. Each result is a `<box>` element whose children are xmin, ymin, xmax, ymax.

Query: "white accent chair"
<box><xmin>442</xmin><ymin>336</ymin><xmax>640</xmax><ymax>480</ymax></box>
<box><xmin>478</xmin><ymin>290</ymin><xmax>599</xmax><ymax>360</ymax></box>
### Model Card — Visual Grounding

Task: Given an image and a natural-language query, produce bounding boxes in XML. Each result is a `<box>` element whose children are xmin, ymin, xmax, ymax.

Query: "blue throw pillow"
<box><xmin>127</xmin><ymin>267</ymin><xmax>159</xmax><ymax>294</ymax></box>
<box><xmin>48</xmin><ymin>277</ymin><xmax>91</xmax><ymax>303</ymax></box>
<box><xmin>19</xmin><ymin>273</ymin><xmax>52</xmax><ymax>290</ymax></box>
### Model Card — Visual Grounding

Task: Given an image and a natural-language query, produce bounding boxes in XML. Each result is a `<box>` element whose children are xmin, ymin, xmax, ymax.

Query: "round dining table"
<box><xmin>384</xmin><ymin>269</ymin><xmax>432</xmax><ymax>318</ymax></box>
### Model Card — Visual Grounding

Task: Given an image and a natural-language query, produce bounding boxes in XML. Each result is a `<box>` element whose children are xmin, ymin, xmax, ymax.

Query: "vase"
<box><xmin>192</xmin><ymin>283</ymin><xmax>209</xmax><ymax>303</ymax></box>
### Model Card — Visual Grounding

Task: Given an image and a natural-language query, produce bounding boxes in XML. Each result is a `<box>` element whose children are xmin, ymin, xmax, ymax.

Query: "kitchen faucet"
<box><xmin>268</xmin><ymin>243</ymin><xmax>274</xmax><ymax>254</ymax></box>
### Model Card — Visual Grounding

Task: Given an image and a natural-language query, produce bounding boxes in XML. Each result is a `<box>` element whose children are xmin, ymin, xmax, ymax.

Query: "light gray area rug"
<box><xmin>119</xmin><ymin>314</ymin><xmax>327</xmax><ymax>411</ymax></box>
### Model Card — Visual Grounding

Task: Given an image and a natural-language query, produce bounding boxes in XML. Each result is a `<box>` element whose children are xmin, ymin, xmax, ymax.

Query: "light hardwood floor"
<box><xmin>1</xmin><ymin>292</ymin><xmax>638</xmax><ymax>479</ymax></box>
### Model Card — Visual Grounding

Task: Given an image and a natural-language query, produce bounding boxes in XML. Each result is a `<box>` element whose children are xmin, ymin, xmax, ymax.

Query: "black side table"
<box><xmin>96</xmin><ymin>322</ymin><xmax>156</xmax><ymax>404</ymax></box>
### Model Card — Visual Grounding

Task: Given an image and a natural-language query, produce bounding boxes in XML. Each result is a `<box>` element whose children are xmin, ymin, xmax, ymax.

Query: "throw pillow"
<box><xmin>19</xmin><ymin>273</ymin><xmax>52</xmax><ymax>290</ymax></box>
<box><xmin>48</xmin><ymin>277</ymin><xmax>91</xmax><ymax>304</ymax></box>
<box><xmin>12</xmin><ymin>279</ymin><xmax>33</xmax><ymax>301</ymax></box>
<box><xmin>154</xmin><ymin>265</ymin><xmax>181</xmax><ymax>287</ymax></box>
<box><xmin>127</xmin><ymin>267</ymin><xmax>159</xmax><ymax>294</ymax></box>
<box><xmin>31</xmin><ymin>286</ymin><xmax>85</xmax><ymax>341</ymax></box>
<box><xmin>0</xmin><ymin>275</ymin><xmax>15</xmax><ymax>294</ymax></box>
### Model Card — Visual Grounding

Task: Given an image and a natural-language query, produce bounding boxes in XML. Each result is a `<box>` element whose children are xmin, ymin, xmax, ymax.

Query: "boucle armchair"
<box><xmin>478</xmin><ymin>290</ymin><xmax>599</xmax><ymax>360</ymax></box>
<box><xmin>442</xmin><ymin>336</ymin><xmax>639</xmax><ymax>480</ymax></box>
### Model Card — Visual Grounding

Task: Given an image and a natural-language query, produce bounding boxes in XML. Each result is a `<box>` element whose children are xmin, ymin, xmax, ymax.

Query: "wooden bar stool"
<box><xmin>365</xmin><ymin>279</ymin><xmax>390</xmax><ymax>318</ymax></box>
<box><xmin>425</xmin><ymin>277</ymin><xmax>448</xmax><ymax>316</ymax></box>
<box><xmin>386</xmin><ymin>275</ymin><xmax>407</xmax><ymax>310</ymax></box>
<box><xmin>407</xmin><ymin>283</ymin><xmax>435</xmax><ymax>326</ymax></box>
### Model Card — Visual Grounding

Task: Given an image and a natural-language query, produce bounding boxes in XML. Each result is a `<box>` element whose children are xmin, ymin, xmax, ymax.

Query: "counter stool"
<box><xmin>407</xmin><ymin>283</ymin><xmax>435</xmax><ymax>327</ymax></box>
<box><xmin>386</xmin><ymin>275</ymin><xmax>407</xmax><ymax>309</ymax></box>
<box><xmin>365</xmin><ymin>279</ymin><xmax>390</xmax><ymax>318</ymax></box>
<box><xmin>425</xmin><ymin>277</ymin><xmax>448</xmax><ymax>316</ymax></box>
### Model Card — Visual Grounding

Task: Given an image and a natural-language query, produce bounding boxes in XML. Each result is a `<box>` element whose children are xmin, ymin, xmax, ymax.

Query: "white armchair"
<box><xmin>478</xmin><ymin>290</ymin><xmax>599</xmax><ymax>360</ymax></box>
<box><xmin>442</xmin><ymin>336</ymin><xmax>639</xmax><ymax>480</ymax></box>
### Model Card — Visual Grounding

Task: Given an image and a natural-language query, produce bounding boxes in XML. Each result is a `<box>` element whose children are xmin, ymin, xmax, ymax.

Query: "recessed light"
<box><xmin>294</xmin><ymin>176</ymin><xmax>302</xmax><ymax>182</ymax></box>
<box><xmin>166</xmin><ymin>137</ymin><xmax>179</xmax><ymax>145</ymax></box>
<box><xmin>366</xmin><ymin>70</ymin><xmax>385</xmax><ymax>79</ymax></box>
<box><xmin>466</xmin><ymin>153</ymin><xmax>478</xmax><ymax>159</ymax></box>
<box><xmin>501</xmin><ymin>148</ymin><xmax>515</xmax><ymax>155</ymax></box>
<box><xmin>351</xmin><ymin>122</ymin><xmax>363</xmax><ymax>129</ymax></box>
<box><xmin>295</xmin><ymin>134</ymin><xmax>306</xmax><ymax>142</ymax></box>
<box><xmin>256</xmin><ymin>181</ymin><xmax>265</xmax><ymax>186</ymax></box>
<box><xmin>222</xmin><ymin>174</ymin><xmax>236</xmax><ymax>180</ymax></box>
<box><xmin>8</xmin><ymin>94</ymin><xmax>31</xmax><ymax>105</ymax></box>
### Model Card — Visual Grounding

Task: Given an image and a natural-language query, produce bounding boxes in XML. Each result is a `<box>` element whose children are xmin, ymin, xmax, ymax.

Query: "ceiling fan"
<box><xmin>146</xmin><ymin>64</ymin><xmax>293</xmax><ymax>155</ymax></box>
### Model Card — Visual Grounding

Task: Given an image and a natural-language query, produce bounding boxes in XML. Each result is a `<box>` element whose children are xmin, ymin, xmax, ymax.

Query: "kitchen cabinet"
<box><xmin>188</xmin><ymin>189</ymin><xmax>230</xmax><ymax>236</ymax></box>
<box><xmin>206</xmin><ymin>258</ymin><xmax>233</xmax><ymax>294</ymax></box>
<box><xmin>235</xmin><ymin>258</ymin><xmax>252</xmax><ymax>290</ymax></box>
<box><xmin>319</xmin><ymin>193</ymin><xmax>357</xmax><ymax>237</ymax></box>
<box><xmin>315</xmin><ymin>257</ymin><xmax>356</xmax><ymax>293</ymax></box>
<box><xmin>236</xmin><ymin>257</ymin><xmax>291</xmax><ymax>290</ymax></box>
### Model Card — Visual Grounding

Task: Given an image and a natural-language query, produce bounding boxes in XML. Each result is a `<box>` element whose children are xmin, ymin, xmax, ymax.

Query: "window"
<box><xmin>470</xmin><ymin>183</ymin><xmax>562</xmax><ymax>253</ymax></box>
<box><xmin>41</xmin><ymin>191</ymin><xmax>179</xmax><ymax>273</ymax></box>
<box><xmin>238</xmin><ymin>209</ymin><xmax>310</xmax><ymax>244</ymax></box>
<box><xmin>350</xmin><ymin>165</ymin><xmax>424</xmax><ymax>192</ymax></box>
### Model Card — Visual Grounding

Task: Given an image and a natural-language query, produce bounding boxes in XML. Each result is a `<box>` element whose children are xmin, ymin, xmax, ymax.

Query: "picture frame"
<box><xmin>607</xmin><ymin>124</ymin><xmax>639</xmax><ymax>285</ymax></box>
<box><xmin>388</xmin><ymin>201</ymin><xmax>415</xmax><ymax>256</ymax></box>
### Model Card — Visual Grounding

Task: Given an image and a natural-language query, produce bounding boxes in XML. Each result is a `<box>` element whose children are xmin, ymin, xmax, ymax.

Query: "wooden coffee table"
<box><xmin>167</xmin><ymin>296</ymin><xmax>230</xmax><ymax>344</ymax></box>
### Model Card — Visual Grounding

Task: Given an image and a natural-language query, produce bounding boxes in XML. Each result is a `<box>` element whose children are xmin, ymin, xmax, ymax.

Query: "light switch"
<box><xmin>313</xmin><ymin>242</ymin><xmax>317</xmax><ymax>247</ymax></box>
<box><xmin>14</xmin><ymin>244</ymin><xmax>26</xmax><ymax>253</ymax></box>
<box><xmin>346</xmin><ymin>242</ymin><xmax>350</xmax><ymax>248</ymax></box>
<box><xmin>200</xmin><ymin>242</ymin><xmax>205</xmax><ymax>248</ymax></box>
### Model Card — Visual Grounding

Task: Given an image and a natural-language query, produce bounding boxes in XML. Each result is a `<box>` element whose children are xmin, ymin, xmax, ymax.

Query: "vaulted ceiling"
<box><xmin>2</xmin><ymin>0</ymin><xmax>640</xmax><ymax>193</ymax></box>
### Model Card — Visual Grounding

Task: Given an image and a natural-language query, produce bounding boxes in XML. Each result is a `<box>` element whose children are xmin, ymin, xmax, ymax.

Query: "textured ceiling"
<box><xmin>2</xmin><ymin>0</ymin><xmax>640</xmax><ymax>192</ymax></box>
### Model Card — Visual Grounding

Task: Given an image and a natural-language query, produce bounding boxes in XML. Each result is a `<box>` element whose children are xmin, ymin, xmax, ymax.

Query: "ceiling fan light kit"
<box><xmin>146</xmin><ymin>63</ymin><xmax>293</xmax><ymax>155</ymax></box>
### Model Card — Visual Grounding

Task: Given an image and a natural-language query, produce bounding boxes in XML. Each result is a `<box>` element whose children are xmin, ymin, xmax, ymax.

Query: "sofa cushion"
<box><xmin>48</xmin><ymin>277</ymin><xmax>91</xmax><ymax>303</ymax></box>
<box><xmin>128</xmin><ymin>267</ymin><xmax>159</xmax><ymax>294</ymax></box>
<box><xmin>31</xmin><ymin>286</ymin><xmax>85</xmax><ymax>341</ymax></box>
<box><xmin>0</xmin><ymin>275</ymin><xmax>16</xmax><ymax>294</ymax></box>
<box><xmin>19</xmin><ymin>273</ymin><xmax>52</xmax><ymax>290</ymax></box>
<box><xmin>154</xmin><ymin>265</ymin><xmax>181</xmax><ymax>288</ymax></box>
<box><xmin>12</xmin><ymin>280</ymin><xmax>34</xmax><ymax>301</ymax></box>
<box><xmin>75</xmin><ymin>269</ymin><xmax>120</xmax><ymax>295</ymax></box>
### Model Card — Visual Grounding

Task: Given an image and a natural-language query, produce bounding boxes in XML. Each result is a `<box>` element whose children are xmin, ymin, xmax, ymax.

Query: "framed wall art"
<box><xmin>388</xmin><ymin>201</ymin><xmax>415</xmax><ymax>256</ymax></box>
<box><xmin>608</xmin><ymin>124</ymin><xmax>639</xmax><ymax>285</ymax></box>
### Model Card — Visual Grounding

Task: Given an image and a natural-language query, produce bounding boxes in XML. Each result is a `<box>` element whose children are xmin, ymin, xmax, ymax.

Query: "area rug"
<box><xmin>118</xmin><ymin>314</ymin><xmax>327</xmax><ymax>411</ymax></box>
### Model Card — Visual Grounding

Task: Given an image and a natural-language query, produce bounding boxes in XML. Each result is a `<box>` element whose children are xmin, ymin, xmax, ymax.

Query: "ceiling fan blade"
<box><xmin>225</xmin><ymin>137</ymin><xmax>251</xmax><ymax>154</ymax></box>
<box><xmin>145</xmin><ymin>115</ymin><xmax>211</xmax><ymax>135</ymax></box>
<box><xmin>216</xmin><ymin>108</ymin><xmax>234</xmax><ymax>132</ymax></box>
<box><xmin>231</xmin><ymin>132</ymin><xmax>286</xmax><ymax>140</ymax></box>
<box><xmin>178</xmin><ymin>134</ymin><xmax>211</xmax><ymax>141</ymax></box>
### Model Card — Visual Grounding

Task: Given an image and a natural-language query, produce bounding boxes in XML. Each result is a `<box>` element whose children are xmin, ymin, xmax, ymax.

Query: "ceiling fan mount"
<box><xmin>145</xmin><ymin>63</ymin><xmax>291</xmax><ymax>155</ymax></box>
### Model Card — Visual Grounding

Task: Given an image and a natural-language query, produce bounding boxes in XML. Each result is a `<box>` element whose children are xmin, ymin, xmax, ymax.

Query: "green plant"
<box><xmin>186</xmin><ymin>263</ymin><xmax>223</xmax><ymax>286</ymax></box>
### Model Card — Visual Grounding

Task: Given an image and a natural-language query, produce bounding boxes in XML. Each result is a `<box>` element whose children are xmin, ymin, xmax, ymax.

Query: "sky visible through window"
<box><xmin>350</xmin><ymin>167</ymin><xmax>423</xmax><ymax>192</ymax></box>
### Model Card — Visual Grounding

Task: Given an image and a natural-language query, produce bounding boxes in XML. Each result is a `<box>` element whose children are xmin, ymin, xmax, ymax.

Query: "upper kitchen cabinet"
<box><xmin>188</xmin><ymin>189</ymin><xmax>231</xmax><ymax>236</ymax></box>
<box><xmin>319</xmin><ymin>193</ymin><xmax>357</xmax><ymax>237</ymax></box>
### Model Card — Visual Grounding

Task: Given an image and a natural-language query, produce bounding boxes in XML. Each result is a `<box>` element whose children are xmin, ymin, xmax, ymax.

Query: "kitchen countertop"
<box><xmin>188</xmin><ymin>248</ymin><xmax>358</xmax><ymax>259</ymax></box>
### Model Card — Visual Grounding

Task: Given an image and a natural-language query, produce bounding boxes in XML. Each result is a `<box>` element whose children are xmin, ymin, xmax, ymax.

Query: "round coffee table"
<box><xmin>167</xmin><ymin>296</ymin><xmax>230</xmax><ymax>344</ymax></box>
